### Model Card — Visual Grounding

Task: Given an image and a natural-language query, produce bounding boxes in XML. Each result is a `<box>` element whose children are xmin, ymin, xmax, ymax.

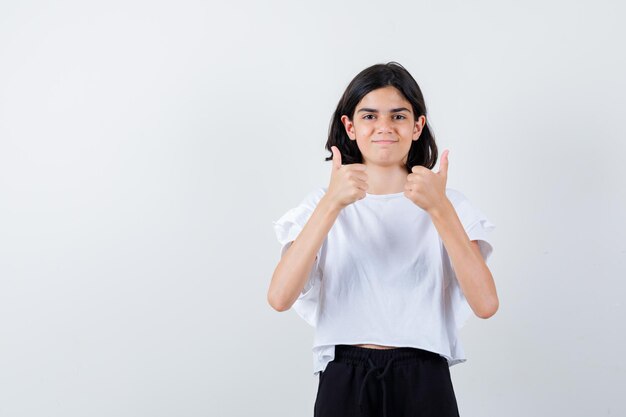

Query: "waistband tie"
<box><xmin>357</xmin><ymin>356</ymin><xmax>396</xmax><ymax>417</ymax></box>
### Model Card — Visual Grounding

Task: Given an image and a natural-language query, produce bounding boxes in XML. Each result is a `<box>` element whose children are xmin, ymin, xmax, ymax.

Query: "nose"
<box><xmin>376</xmin><ymin>118</ymin><xmax>392</xmax><ymax>134</ymax></box>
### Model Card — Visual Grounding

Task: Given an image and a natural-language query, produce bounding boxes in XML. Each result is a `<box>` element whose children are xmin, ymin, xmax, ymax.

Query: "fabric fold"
<box><xmin>271</xmin><ymin>188</ymin><xmax>326</xmax><ymax>326</ymax></box>
<box><xmin>443</xmin><ymin>192</ymin><xmax>496</xmax><ymax>331</ymax></box>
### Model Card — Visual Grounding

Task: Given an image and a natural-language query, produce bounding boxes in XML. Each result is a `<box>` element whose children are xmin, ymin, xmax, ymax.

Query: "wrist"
<box><xmin>319</xmin><ymin>194</ymin><xmax>344</xmax><ymax>215</ymax></box>
<box><xmin>427</xmin><ymin>197</ymin><xmax>453</xmax><ymax>220</ymax></box>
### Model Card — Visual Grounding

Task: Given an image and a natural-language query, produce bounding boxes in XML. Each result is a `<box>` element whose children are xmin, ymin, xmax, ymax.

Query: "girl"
<box><xmin>269</xmin><ymin>62</ymin><xmax>498</xmax><ymax>417</ymax></box>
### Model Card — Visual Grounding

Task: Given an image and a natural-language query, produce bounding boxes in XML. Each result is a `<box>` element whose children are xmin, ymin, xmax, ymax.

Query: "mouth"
<box><xmin>373</xmin><ymin>140</ymin><xmax>397</xmax><ymax>144</ymax></box>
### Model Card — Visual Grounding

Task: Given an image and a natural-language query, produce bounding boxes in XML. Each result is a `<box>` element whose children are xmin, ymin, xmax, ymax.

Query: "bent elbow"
<box><xmin>476</xmin><ymin>298</ymin><xmax>499</xmax><ymax>319</ymax></box>
<box><xmin>267</xmin><ymin>290</ymin><xmax>292</xmax><ymax>313</ymax></box>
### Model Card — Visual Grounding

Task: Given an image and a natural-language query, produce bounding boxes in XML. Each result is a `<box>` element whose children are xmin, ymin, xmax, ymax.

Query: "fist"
<box><xmin>326</xmin><ymin>146</ymin><xmax>368</xmax><ymax>209</ymax></box>
<box><xmin>404</xmin><ymin>149</ymin><xmax>450</xmax><ymax>213</ymax></box>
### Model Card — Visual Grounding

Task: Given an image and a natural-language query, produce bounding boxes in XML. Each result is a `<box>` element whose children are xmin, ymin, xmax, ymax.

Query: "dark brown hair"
<box><xmin>325</xmin><ymin>61</ymin><xmax>438</xmax><ymax>172</ymax></box>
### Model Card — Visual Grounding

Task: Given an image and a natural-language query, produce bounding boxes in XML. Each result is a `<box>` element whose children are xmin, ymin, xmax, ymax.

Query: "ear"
<box><xmin>340</xmin><ymin>115</ymin><xmax>356</xmax><ymax>140</ymax></box>
<box><xmin>413</xmin><ymin>115</ymin><xmax>426</xmax><ymax>141</ymax></box>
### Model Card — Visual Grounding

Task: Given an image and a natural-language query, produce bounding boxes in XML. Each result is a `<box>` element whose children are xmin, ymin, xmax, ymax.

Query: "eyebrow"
<box><xmin>356</xmin><ymin>107</ymin><xmax>411</xmax><ymax>113</ymax></box>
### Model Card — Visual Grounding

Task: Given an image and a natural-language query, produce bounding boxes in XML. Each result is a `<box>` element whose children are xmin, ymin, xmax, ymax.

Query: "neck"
<box><xmin>364</xmin><ymin>163</ymin><xmax>408</xmax><ymax>195</ymax></box>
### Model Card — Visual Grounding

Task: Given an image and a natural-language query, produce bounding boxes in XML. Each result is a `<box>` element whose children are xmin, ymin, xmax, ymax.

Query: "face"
<box><xmin>341</xmin><ymin>86</ymin><xmax>426</xmax><ymax>167</ymax></box>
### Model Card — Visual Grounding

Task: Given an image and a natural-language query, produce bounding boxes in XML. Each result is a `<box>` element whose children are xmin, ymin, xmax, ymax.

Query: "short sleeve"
<box><xmin>455</xmin><ymin>198</ymin><xmax>496</xmax><ymax>262</ymax></box>
<box><xmin>271</xmin><ymin>188</ymin><xmax>326</xmax><ymax>327</ymax></box>
<box><xmin>443</xmin><ymin>189</ymin><xmax>496</xmax><ymax>330</ymax></box>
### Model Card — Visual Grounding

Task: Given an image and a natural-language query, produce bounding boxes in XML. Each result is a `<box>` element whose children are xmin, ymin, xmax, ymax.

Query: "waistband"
<box><xmin>334</xmin><ymin>345</ymin><xmax>445</xmax><ymax>417</ymax></box>
<box><xmin>334</xmin><ymin>344</ymin><xmax>444</xmax><ymax>368</ymax></box>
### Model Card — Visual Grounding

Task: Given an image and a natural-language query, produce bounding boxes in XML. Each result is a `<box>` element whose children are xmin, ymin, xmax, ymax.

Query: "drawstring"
<box><xmin>357</xmin><ymin>356</ymin><xmax>397</xmax><ymax>417</ymax></box>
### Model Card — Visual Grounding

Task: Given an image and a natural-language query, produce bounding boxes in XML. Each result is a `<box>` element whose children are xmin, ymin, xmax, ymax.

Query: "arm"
<box><xmin>267</xmin><ymin>195</ymin><xmax>342</xmax><ymax>312</ymax></box>
<box><xmin>429</xmin><ymin>198</ymin><xmax>499</xmax><ymax>319</ymax></box>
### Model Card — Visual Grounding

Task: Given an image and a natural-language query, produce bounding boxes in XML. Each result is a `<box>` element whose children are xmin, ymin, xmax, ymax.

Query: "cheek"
<box><xmin>357</xmin><ymin>124</ymin><xmax>371</xmax><ymax>133</ymax></box>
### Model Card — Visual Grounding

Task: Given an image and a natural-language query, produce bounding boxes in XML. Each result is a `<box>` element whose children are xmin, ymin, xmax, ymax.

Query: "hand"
<box><xmin>325</xmin><ymin>146</ymin><xmax>368</xmax><ymax>209</ymax></box>
<box><xmin>404</xmin><ymin>149</ymin><xmax>450</xmax><ymax>213</ymax></box>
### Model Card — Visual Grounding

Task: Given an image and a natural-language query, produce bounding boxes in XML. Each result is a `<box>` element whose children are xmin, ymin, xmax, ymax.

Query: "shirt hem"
<box><xmin>310</xmin><ymin>339</ymin><xmax>466</xmax><ymax>375</ymax></box>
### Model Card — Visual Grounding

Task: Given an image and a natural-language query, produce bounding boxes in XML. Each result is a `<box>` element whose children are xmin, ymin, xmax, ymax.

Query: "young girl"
<box><xmin>269</xmin><ymin>62</ymin><xmax>498</xmax><ymax>417</ymax></box>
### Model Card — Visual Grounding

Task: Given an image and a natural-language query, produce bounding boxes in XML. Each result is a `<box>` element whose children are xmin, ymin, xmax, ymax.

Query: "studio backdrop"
<box><xmin>0</xmin><ymin>0</ymin><xmax>624</xmax><ymax>416</ymax></box>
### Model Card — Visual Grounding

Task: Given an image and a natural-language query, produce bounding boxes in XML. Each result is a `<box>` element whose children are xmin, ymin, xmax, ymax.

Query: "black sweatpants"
<box><xmin>313</xmin><ymin>344</ymin><xmax>461</xmax><ymax>417</ymax></box>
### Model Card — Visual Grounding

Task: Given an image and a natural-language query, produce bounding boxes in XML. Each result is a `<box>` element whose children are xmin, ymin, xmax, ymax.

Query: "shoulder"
<box><xmin>299</xmin><ymin>186</ymin><xmax>328</xmax><ymax>209</ymax></box>
<box><xmin>445</xmin><ymin>187</ymin><xmax>494</xmax><ymax>229</ymax></box>
<box><xmin>444</xmin><ymin>187</ymin><xmax>469</xmax><ymax>207</ymax></box>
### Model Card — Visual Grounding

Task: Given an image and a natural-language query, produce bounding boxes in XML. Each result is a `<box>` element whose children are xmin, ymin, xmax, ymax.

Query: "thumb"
<box><xmin>331</xmin><ymin>146</ymin><xmax>342</xmax><ymax>170</ymax></box>
<box><xmin>438</xmin><ymin>149</ymin><xmax>449</xmax><ymax>178</ymax></box>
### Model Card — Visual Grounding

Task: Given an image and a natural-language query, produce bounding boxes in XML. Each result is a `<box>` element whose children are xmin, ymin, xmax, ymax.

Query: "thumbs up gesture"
<box><xmin>325</xmin><ymin>146</ymin><xmax>369</xmax><ymax>210</ymax></box>
<box><xmin>404</xmin><ymin>149</ymin><xmax>450</xmax><ymax>213</ymax></box>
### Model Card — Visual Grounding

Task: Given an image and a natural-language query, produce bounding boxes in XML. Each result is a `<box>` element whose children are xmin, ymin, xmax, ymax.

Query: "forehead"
<box><xmin>357</xmin><ymin>86</ymin><xmax>411</xmax><ymax>109</ymax></box>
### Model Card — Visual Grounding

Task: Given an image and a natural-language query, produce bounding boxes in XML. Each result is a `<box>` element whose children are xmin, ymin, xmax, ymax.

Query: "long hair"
<box><xmin>325</xmin><ymin>62</ymin><xmax>438</xmax><ymax>172</ymax></box>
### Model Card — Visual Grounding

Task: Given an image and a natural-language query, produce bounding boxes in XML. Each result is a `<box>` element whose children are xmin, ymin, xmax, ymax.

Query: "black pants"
<box><xmin>314</xmin><ymin>344</ymin><xmax>461</xmax><ymax>417</ymax></box>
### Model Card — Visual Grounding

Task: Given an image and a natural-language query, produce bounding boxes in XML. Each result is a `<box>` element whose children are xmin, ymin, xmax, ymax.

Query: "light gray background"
<box><xmin>1</xmin><ymin>0</ymin><xmax>624</xmax><ymax>416</ymax></box>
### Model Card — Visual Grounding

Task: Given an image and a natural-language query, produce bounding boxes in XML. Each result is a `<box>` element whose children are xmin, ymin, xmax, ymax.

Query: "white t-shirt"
<box><xmin>272</xmin><ymin>186</ymin><xmax>495</xmax><ymax>376</ymax></box>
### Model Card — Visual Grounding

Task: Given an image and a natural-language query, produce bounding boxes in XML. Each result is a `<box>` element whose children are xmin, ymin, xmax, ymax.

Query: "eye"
<box><xmin>363</xmin><ymin>114</ymin><xmax>375</xmax><ymax>120</ymax></box>
<box><xmin>394</xmin><ymin>114</ymin><xmax>407</xmax><ymax>120</ymax></box>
